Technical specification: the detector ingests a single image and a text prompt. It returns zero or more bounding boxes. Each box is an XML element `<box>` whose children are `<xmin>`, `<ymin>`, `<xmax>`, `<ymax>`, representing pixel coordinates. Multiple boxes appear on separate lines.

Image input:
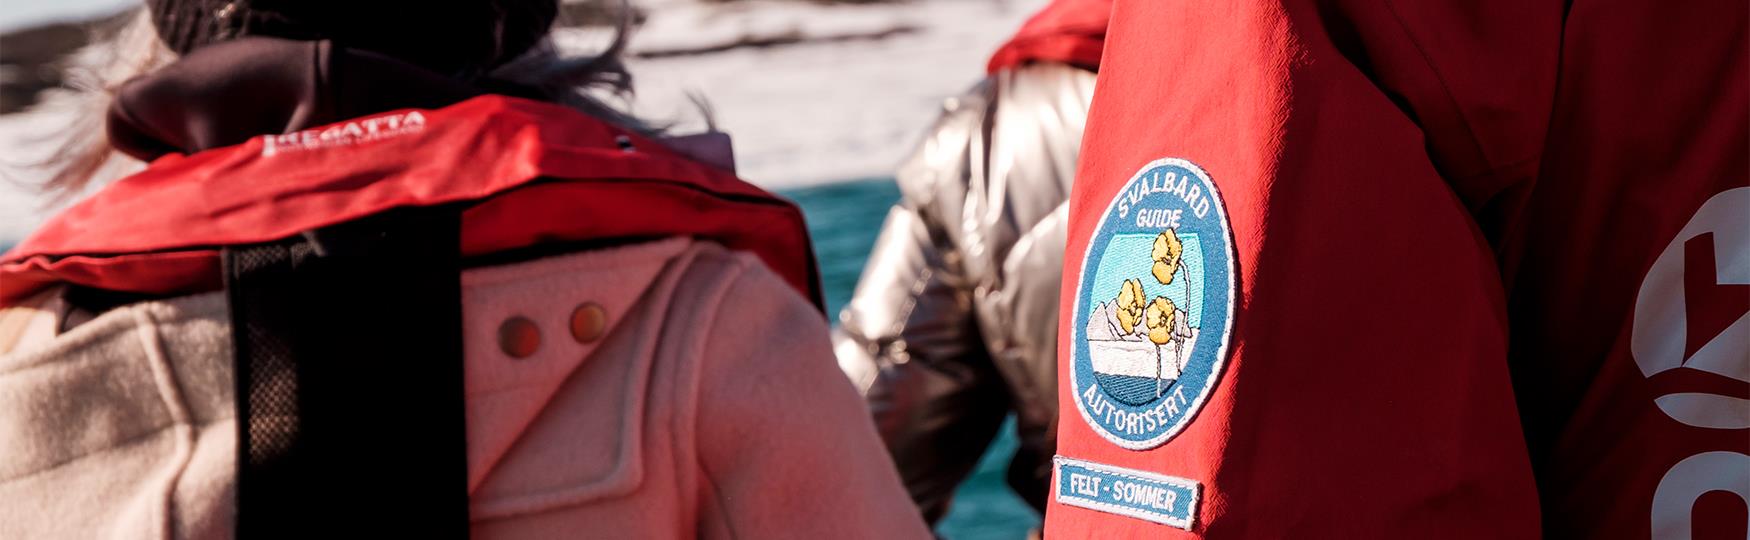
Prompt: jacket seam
<box><xmin>0</xmin><ymin>420</ymin><xmax>230</xmax><ymax>484</ymax></box>
<box><xmin>1450</xmin><ymin>154</ymin><xmax>1542</xmax><ymax>182</ymax></box>
<box><xmin>0</xmin><ymin>313</ymin><xmax>214</xmax><ymax>376</ymax></box>
<box><xmin>1378</xmin><ymin>0</ymin><xmax>1498</xmax><ymax>174</ymax></box>
<box><xmin>130</xmin><ymin>306</ymin><xmax>198</xmax><ymax>540</ymax></box>
<box><xmin>689</xmin><ymin>252</ymin><xmax>753</xmax><ymax>539</ymax></box>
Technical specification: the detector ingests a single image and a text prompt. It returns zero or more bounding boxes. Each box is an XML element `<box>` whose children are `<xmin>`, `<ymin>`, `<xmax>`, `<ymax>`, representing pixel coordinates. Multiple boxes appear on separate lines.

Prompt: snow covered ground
<box><xmin>0</xmin><ymin>105</ymin><xmax>103</xmax><ymax>246</ymax></box>
<box><xmin>0</xmin><ymin>0</ymin><xmax>128</xmax><ymax>32</ymax></box>
<box><xmin>578</xmin><ymin>0</ymin><xmax>1045</xmax><ymax>186</ymax></box>
<box><xmin>0</xmin><ymin>0</ymin><xmax>1045</xmax><ymax>245</ymax></box>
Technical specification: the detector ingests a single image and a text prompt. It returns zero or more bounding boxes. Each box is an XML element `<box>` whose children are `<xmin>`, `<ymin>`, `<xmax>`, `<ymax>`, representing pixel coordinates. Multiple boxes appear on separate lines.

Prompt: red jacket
<box><xmin>1050</xmin><ymin>0</ymin><xmax>1746</xmax><ymax>537</ymax></box>
<box><xmin>1</xmin><ymin>37</ymin><xmax>820</xmax><ymax>310</ymax></box>
<box><xmin>0</xmin><ymin>95</ymin><xmax>820</xmax><ymax>310</ymax></box>
<box><xmin>985</xmin><ymin>0</ymin><xmax>1109</xmax><ymax>74</ymax></box>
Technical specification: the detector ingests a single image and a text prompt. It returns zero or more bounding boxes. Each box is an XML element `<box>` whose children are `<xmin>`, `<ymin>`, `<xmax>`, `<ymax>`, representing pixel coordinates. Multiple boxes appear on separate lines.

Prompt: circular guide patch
<box><xmin>1071</xmin><ymin>157</ymin><xmax>1235</xmax><ymax>450</ymax></box>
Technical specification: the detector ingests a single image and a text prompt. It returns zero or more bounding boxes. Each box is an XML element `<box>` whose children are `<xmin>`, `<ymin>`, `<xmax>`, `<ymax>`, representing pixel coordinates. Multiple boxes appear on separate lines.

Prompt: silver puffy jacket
<box><xmin>833</xmin><ymin>63</ymin><xmax>1095</xmax><ymax>522</ymax></box>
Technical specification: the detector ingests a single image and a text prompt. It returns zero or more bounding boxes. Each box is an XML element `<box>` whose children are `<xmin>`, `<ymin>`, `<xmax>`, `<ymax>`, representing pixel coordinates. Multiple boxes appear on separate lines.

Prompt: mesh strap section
<box><xmin>224</xmin><ymin>207</ymin><xmax>467</xmax><ymax>538</ymax></box>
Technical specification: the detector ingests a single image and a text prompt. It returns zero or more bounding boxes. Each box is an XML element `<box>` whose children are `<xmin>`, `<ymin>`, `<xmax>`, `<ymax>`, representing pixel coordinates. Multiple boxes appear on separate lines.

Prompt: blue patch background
<box><xmin>1072</xmin><ymin>160</ymin><xmax>1233</xmax><ymax>449</ymax></box>
<box><xmin>1054</xmin><ymin>458</ymin><xmax>1199</xmax><ymax>529</ymax></box>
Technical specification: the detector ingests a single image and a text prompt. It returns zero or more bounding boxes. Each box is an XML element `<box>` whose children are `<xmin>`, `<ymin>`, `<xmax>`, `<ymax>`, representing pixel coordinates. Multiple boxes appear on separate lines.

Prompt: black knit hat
<box><xmin>145</xmin><ymin>0</ymin><xmax>559</xmax><ymax>75</ymax></box>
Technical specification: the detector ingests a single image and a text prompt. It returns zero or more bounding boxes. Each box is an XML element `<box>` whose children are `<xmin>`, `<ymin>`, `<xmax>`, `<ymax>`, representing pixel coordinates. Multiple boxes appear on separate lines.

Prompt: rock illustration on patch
<box><xmin>1085</xmin><ymin>230</ymin><xmax>1197</xmax><ymax>405</ymax></box>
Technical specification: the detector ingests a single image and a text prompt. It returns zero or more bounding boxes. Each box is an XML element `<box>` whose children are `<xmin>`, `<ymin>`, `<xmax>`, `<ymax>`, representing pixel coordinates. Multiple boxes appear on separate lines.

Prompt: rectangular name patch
<box><xmin>1054</xmin><ymin>456</ymin><xmax>1200</xmax><ymax>529</ymax></box>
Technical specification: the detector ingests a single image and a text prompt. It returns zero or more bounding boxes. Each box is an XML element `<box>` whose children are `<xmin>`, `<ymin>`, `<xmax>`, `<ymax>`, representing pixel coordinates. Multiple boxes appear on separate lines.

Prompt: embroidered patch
<box><xmin>1071</xmin><ymin>157</ymin><xmax>1235</xmax><ymax>450</ymax></box>
<box><xmin>1054</xmin><ymin>456</ymin><xmax>1201</xmax><ymax>529</ymax></box>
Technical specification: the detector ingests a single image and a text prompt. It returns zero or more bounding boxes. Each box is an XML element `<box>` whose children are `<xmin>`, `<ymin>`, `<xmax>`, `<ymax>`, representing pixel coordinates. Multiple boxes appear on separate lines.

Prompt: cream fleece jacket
<box><xmin>0</xmin><ymin>238</ymin><xmax>931</xmax><ymax>539</ymax></box>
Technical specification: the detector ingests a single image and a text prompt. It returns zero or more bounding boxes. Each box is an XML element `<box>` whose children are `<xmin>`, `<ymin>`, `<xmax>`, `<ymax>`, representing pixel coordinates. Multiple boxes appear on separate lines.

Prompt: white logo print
<box><xmin>261</xmin><ymin>111</ymin><xmax>428</xmax><ymax>157</ymax></box>
<box><xmin>1631</xmin><ymin>186</ymin><xmax>1748</xmax><ymax>429</ymax></box>
<box><xmin>1630</xmin><ymin>187</ymin><xmax>1748</xmax><ymax>539</ymax></box>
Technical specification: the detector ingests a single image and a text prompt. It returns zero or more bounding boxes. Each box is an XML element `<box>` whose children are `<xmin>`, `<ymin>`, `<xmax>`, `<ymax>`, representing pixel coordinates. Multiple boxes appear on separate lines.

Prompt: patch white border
<box><xmin>1053</xmin><ymin>455</ymin><xmax>1202</xmax><ymax>530</ymax></box>
<box><xmin>1070</xmin><ymin>157</ymin><xmax>1238</xmax><ymax>450</ymax></box>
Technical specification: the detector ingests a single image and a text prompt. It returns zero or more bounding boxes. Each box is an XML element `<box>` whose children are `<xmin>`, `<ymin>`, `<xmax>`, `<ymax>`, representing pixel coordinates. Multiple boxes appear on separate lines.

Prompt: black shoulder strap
<box><xmin>224</xmin><ymin>206</ymin><xmax>468</xmax><ymax>538</ymax></box>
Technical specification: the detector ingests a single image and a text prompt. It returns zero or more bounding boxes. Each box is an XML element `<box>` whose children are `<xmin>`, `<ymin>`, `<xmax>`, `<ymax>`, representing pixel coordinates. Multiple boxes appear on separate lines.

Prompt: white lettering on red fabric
<box><xmin>1630</xmin><ymin>187</ymin><xmax>1748</xmax><ymax>538</ymax></box>
<box><xmin>261</xmin><ymin>111</ymin><xmax>428</xmax><ymax>157</ymax></box>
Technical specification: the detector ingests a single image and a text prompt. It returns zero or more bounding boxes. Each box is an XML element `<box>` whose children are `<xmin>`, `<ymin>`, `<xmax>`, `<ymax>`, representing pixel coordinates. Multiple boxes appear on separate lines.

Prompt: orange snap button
<box><xmin>498</xmin><ymin>316</ymin><xmax>541</xmax><ymax>358</ymax></box>
<box><xmin>570</xmin><ymin>302</ymin><xmax>608</xmax><ymax>344</ymax></box>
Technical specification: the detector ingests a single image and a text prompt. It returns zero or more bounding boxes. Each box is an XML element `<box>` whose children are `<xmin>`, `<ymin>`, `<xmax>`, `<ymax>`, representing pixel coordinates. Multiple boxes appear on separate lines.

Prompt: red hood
<box><xmin>986</xmin><ymin>0</ymin><xmax>1112</xmax><ymax>73</ymax></box>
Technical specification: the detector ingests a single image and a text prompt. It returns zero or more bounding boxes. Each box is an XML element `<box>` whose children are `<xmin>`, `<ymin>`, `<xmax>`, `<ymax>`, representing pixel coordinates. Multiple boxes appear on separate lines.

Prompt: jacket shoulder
<box><xmin>894</xmin><ymin>78</ymin><xmax>995</xmax><ymax>209</ymax></box>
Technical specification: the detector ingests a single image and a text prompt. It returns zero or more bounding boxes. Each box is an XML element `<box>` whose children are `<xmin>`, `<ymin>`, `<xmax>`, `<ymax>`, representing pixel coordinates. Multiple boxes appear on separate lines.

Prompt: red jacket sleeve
<box><xmin>1048</xmin><ymin>0</ymin><xmax>1560</xmax><ymax>536</ymax></box>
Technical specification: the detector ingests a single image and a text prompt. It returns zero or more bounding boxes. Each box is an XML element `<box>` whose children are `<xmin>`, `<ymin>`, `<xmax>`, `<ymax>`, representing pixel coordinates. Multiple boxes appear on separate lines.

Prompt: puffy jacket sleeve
<box><xmin>695</xmin><ymin>255</ymin><xmax>931</xmax><ymax>540</ymax></box>
<box><xmin>833</xmin><ymin>79</ymin><xmax>1001</xmax><ymax>395</ymax></box>
<box><xmin>833</xmin><ymin>205</ymin><xmax>992</xmax><ymax>394</ymax></box>
<box><xmin>1048</xmin><ymin>0</ymin><xmax>1560</xmax><ymax>537</ymax></box>
<box><xmin>829</xmin><ymin>83</ymin><xmax>1016</xmax><ymax>523</ymax></box>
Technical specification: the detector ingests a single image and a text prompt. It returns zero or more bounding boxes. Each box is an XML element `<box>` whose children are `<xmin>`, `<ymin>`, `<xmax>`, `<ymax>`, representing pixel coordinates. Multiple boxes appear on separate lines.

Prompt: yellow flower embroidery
<box><xmin>1144</xmin><ymin>296</ymin><xmax>1178</xmax><ymax>345</ymax></box>
<box><xmin>1115</xmin><ymin>278</ymin><xmax>1146</xmax><ymax>334</ymax></box>
<box><xmin>1151</xmin><ymin>230</ymin><xmax>1183</xmax><ymax>285</ymax></box>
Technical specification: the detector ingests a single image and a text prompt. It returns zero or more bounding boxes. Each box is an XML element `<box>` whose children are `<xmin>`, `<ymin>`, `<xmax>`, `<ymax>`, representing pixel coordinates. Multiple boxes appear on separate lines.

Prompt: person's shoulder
<box><xmin>671</xmin><ymin>241</ymin><xmax>821</xmax><ymax>335</ymax></box>
<box><xmin>661</xmin><ymin>239</ymin><xmax>842</xmax><ymax>448</ymax></box>
<box><xmin>895</xmin><ymin>62</ymin><xmax>1096</xmax><ymax>212</ymax></box>
<box><xmin>894</xmin><ymin>78</ymin><xmax>997</xmax><ymax>206</ymax></box>
<box><xmin>993</xmin><ymin>62</ymin><xmax>1098</xmax><ymax>103</ymax></box>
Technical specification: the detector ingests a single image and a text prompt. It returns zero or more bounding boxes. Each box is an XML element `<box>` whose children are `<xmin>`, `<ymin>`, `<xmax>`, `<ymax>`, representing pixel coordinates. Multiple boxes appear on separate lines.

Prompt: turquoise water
<box><xmin>782</xmin><ymin>178</ymin><xmax>1042</xmax><ymax>539</ymax></box>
